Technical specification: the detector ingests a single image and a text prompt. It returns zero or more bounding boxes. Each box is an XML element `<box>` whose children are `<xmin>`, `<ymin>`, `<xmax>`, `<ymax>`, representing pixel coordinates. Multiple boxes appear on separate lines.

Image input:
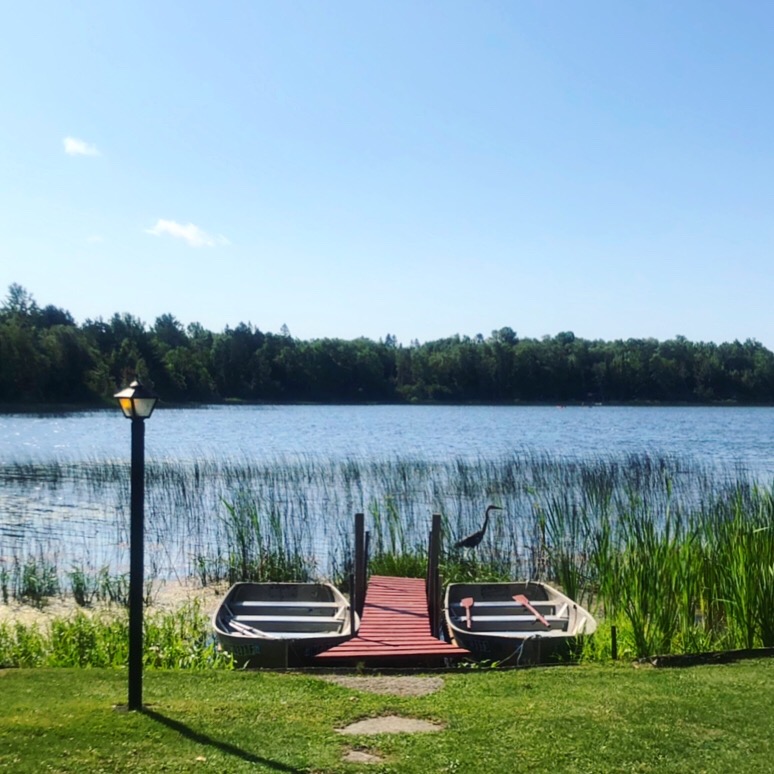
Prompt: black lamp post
<box><xmin>114</xmin><ymin>379</ymin><xmax>158</xmax><ymax>711</ymax></box>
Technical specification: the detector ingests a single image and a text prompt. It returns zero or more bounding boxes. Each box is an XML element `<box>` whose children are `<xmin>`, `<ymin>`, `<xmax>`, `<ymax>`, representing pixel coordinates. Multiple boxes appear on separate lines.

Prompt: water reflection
<box><xmin>1</xmin><ymin>405</ymin><xmax>773</xmax><ymax>585</ymax></box>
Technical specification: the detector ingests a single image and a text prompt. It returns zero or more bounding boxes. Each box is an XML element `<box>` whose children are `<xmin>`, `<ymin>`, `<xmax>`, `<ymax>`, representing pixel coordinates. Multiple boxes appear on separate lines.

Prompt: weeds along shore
<box><xmin>1</xmin><ymin>451</ymin><xmax>773</xmax><ymax>663</ymax></box>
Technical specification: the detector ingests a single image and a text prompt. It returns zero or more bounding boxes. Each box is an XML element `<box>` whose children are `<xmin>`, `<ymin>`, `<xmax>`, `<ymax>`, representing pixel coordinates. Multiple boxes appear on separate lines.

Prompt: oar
<box><xmin>513</xmin><ymin>594</ymin><xmax>550</xmax><ymax>628</ymax></box>
<box><xmin>222</xmin><ymin>601</ymin><xmax>264</xmax><ymax>637</ymax></box>
<box><xmin>460</xmin><ymin>597</ymin><xmax>474</xmax><ymax>629</ymax></box>
<box><xmin>227</xmin><ymin>619</ymin><xmax>262</xmax><ymax>636</ymax></box>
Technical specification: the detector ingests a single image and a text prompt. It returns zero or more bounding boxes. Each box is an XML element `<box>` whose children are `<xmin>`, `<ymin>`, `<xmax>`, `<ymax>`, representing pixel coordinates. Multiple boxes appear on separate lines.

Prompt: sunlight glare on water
<box><xmin>2</xmin><ymin>405</ymin><xmax>774</xmax><ymax>475</ymax></box>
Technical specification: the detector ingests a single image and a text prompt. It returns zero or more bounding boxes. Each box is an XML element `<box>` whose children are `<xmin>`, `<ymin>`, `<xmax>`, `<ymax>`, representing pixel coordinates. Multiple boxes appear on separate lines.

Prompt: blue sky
<box><xmin>2</xmin><ymin>1</ymin><xmax>773</xmax><ymax>348</ymax></box>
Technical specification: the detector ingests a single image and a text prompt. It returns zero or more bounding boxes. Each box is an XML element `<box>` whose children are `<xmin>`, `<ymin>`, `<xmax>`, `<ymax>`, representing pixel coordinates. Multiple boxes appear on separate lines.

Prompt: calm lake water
<box><xmin>1</xmin><ymin>405</ymin><xmax>773</xmax><ymax>582</ymax></box>
<box><xmin>3</xmin><ymin>404</ymin><xmax>774</xmax><ymax>474</ymax></box>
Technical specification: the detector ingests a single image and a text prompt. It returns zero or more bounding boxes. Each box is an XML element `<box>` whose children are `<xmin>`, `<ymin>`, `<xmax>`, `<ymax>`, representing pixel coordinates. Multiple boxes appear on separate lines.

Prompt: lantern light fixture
<box><xmin>114</xmin><ymin>380</ymin><xmax>159</xmax><ymax>420</ymax></box>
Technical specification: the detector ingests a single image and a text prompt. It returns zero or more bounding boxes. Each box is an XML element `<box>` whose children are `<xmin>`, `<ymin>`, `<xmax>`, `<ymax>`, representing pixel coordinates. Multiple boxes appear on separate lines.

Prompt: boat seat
<box><xmin>233</xmin><ymin>615</ymin><xmax>343</xmax><ymax>634</ymax></box>
<box><xmin>270</xmin><ymin>631</ymin><xmax>345</xmax><ymax>640</ymax></box>
<box><xmin>230</xmin><ymin>601</ymin><xmax>340</xmax><ymax>617</ymax></box>
<box><xmin>234</xmin><ymin>614</ymin><xmax>342</xmax><ymax>623</ymax></box>
<box><xmin>450</xmin><ymin>599</ymin><xmax>556</xmax><ymax>608</ymax></box>
<box><xmin>231</xmin><ymin>600</ymin><xmax>340</xmax><ymax>609</ymax></box>
<box><xmin>451</xmin><ymin>614</ymin><xmax>569</xmax><ymax>632</ymax></box>
<box><xmin>450</xmin><ymin>601</ymin><xmax>558</xmax><ymax>615</ymax></box>
<box><xmin>479</xmin><ymin>630</ymin><xmax>567</xmax><ymax>637</ymax></box>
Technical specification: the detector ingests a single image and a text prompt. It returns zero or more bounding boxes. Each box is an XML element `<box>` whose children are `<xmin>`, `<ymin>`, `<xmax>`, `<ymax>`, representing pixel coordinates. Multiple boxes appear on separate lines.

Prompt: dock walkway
<box><xmin>313</xmin><ymin>575</ymin><xmax>470</xmax><ymax>666</ymax></box>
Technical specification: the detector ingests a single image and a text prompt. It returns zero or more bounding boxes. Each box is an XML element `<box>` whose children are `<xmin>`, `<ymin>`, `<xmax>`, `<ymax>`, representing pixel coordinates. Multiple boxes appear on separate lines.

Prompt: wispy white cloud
<box><xmin>63</xmin><ymin>137</ymin><xmax>101</xmax><ymax>157</ymax></box>
<box><xmin>86</xmin><ymin>235</ymin><xmax>104</xmax><ymax>243</ymax></box>
<box><xmin>145</xmin><ymin>219</ymin><xmax>230</xmax><ymax>248</ymax></box>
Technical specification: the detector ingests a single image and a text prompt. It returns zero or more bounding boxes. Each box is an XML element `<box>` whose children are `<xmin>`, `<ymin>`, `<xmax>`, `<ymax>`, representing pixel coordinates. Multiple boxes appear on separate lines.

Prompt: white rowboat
<box><xmin>444</xmin><ymin>581</ymin><xmax>596</xmax><ymax>665</ymax></box>
<box><xmin>212</xmin><ymin>582</ymin><xmax>358</xmax><ymax>667</ymax></box>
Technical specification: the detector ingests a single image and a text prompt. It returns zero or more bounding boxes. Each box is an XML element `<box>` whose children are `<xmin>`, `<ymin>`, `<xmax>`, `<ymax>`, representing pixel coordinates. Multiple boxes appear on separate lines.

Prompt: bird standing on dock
<box><xmin>454</xmin><ymin>505</ymin><xmax>503</xmax><ymax>549</ymax></box>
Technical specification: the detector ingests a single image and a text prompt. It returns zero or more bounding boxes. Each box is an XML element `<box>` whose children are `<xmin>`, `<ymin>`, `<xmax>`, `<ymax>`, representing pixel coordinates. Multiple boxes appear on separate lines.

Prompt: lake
<box><xmin>1</xmin><ymin>405</ymin><xmax>773</xmax><ymax>585</ymax></box>
<box><xmin>4</xmin><ymin>404</ymin><xmax>774</xmax><ymax>472</ymax></box>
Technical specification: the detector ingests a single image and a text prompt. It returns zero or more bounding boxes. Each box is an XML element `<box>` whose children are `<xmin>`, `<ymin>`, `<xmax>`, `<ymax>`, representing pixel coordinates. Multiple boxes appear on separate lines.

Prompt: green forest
<box><xmin>1</xmin><ymin>283</ymin><xmax>773</xmax><ymax>406</ymax></box>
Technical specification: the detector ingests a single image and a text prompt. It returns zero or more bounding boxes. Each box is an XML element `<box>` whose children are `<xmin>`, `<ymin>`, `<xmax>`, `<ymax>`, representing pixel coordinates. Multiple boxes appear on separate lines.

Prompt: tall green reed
<box><xmin>5</xmin><ymin>450</ymin><xmax>774</xmax><ymax>662</ymax></box>
<box><xmin>197</xmin><ymin>496</ymin><xmax>314</xmax><ymax>584</ymax></box>
<box><xmin>584</xmin><ymin>481</ymin><xmax>774</xmax><ymax>658</ymax></box>
<box><xmin>368</xmin><ymin>496</ymin><xmax>428</xmax><ymax>577</ymax></box>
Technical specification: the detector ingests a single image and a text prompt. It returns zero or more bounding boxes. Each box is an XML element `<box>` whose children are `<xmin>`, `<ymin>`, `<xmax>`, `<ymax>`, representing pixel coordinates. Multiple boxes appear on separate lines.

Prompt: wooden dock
<box><xmin>313</xmin><ymin>575</ymin><xmax>470</xmax><ymax>666</ymax></box>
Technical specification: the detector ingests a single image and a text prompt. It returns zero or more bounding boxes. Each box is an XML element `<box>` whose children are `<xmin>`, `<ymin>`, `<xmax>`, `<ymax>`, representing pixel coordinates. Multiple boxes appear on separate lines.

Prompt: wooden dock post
<box><xmin>349</xmin><ymin>572</ymin><xmax>356</xmax><ymax>636</ymax></box>
<box><xmin>354</xmin><ymin>512</ymin><xmax>366</xmax><ymax>616</ymax></box>
<box><xmin>427</xmin><ymin>513</ymin><xmax>442</xmax><ymax>637</ymax></box>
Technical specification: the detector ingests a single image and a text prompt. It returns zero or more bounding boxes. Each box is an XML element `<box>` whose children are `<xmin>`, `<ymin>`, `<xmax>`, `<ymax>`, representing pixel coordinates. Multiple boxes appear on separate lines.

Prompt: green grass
<box><xmin>0</xmin><ymin>602</ymin><xmax>231</xmax><ymax>669</ymax></box>
<box><xmin>1</xmin><ymin>661</ymin><xmax>774</xmax><ymax>773</ymax></box>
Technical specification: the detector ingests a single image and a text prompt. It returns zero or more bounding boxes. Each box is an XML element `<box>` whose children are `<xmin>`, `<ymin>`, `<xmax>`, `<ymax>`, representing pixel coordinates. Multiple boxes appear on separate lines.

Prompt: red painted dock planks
<box><xmin>313</xmin><ymin>575</ymin><xmax>470</xmax><ymax>665</ymax></box>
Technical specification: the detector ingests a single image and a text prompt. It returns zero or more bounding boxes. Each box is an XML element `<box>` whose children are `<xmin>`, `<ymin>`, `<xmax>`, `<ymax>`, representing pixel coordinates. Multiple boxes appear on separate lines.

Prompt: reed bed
<box><xmin>2</xmin><ymin>452</ymin><xmax>773</xmax><ymax>660</ymax></box>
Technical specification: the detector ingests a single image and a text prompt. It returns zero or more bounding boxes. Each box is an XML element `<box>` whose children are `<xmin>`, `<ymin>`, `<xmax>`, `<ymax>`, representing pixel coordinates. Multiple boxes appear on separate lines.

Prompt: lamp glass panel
<box><xmin>118</xmin><ymin>397</ymin><xmax>135</xmax><ymax>418</ymax></box>
<box><xmin>132</xmin><ymin>396</ymin><xmax>158</xmax><ymax>419</ymax></box>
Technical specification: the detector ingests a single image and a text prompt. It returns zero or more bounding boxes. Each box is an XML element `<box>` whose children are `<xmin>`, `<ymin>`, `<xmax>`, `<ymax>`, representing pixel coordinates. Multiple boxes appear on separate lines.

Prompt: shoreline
<box><xmin>0</xmin><ymin>577</ymin><xmax>229</xmax><ymax>628</ymax></box>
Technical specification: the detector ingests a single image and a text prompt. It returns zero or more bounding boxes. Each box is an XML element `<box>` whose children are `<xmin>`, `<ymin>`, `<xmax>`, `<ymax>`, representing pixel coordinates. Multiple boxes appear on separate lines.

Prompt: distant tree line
<box><xmin>1</xmin><ymin>283</ymin><xmax>773</xmax><ymax>407</ymax></box>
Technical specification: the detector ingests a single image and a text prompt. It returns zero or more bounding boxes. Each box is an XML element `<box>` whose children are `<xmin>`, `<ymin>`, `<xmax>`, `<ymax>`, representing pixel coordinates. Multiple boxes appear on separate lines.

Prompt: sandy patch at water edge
<box><xmin>0</xmin><ymin>578</ymin><xmax>229</xmax><ymax>627</ymax></box>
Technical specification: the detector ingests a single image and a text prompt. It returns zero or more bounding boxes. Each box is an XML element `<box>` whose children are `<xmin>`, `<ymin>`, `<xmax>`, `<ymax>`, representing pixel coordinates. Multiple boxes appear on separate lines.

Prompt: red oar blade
<box><xmin>513</xmin><ymin>594</ymin><xmax>550</xmax><ymax>628</ymax></box>
<box><xmin>461</xmin><ymin>597</ymin><xmax>474</xmax><ymax>629</ymax></box>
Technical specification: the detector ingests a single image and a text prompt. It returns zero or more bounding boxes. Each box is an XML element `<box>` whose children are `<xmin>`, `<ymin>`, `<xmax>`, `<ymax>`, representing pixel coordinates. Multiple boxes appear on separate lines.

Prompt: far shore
<box><xmin>3</xmin><ymin>398</ymin><xmax>774</xmax><ymax>416</ymax></box>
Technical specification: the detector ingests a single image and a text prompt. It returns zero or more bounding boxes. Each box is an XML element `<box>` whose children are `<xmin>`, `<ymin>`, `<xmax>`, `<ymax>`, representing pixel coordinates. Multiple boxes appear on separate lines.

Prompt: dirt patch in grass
<box><xmin>320</xmin><ymin>675</ymin><xmax>444</xmax><ymax>696</ymax></box>
<box><xmin>342</xmin><ymin>749</ymin><xmax>386</xmax><ymax>764</ymax></box>
<box><xmin>337</xmin><ymin>715</ymin><xmax>445</xmax><ymax>735</ymax></box>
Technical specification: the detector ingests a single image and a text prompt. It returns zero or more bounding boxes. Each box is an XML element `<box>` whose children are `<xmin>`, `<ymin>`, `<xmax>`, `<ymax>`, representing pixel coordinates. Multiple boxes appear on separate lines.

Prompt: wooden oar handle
<box><xmin>461</xmin><ymin>597</ymin><xmax>474</xmax><ymax>629</ymax></box>
<box><xmin>514</xmin><ymin>594</ymin><xmax>550</xmax><ymax>628</ymax></box>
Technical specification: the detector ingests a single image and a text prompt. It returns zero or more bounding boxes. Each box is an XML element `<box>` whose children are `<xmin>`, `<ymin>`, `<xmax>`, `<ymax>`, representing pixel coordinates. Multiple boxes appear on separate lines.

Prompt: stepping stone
<box><xmin>342</xmin><ymin>749</ymin><xmax>385</xmax><ymax>764</ymax></box>
<box><xmin>337</xmin><ymin>715</ymin><xmax>444</xmax><ymax>735</ymax></box>
<box><xmin>321</xmin><ymin>675</ymin><xmax>444</xmax><ymax>696</ymax></box>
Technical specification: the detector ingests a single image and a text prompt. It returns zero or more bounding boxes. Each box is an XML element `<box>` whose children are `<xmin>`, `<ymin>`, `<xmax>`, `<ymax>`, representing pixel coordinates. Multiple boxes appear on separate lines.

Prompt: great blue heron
<box><xmin>454</xmin><ymin>504</ymin><xmax>503</xmax><ymax>549</ymax></box>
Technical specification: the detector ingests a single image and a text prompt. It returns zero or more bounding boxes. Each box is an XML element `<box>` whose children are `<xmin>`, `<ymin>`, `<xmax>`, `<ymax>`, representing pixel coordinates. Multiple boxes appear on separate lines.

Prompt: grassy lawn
<box><xmin>1</xmin><ymin>661</ymin><xmax>773</xmax><ymax>773</ymax></box>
